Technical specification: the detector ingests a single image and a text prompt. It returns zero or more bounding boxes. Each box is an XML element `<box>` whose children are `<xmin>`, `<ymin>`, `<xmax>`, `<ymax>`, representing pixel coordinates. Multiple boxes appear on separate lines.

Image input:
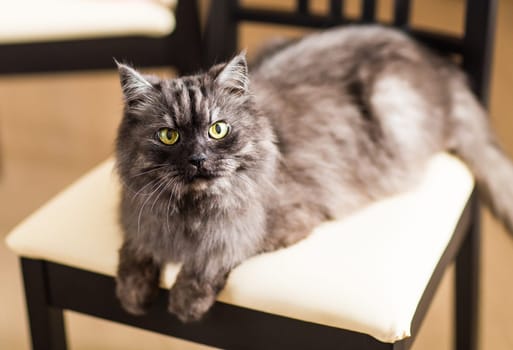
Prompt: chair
<box><xmin>5</xmin><ymin>0</ymin><xmax>497</xmax><ymax>349</ymax></box>
<box><xmin>0</xmin><ymin>0</ymin><xmax>202</xmax><ymax>75</ymax></box>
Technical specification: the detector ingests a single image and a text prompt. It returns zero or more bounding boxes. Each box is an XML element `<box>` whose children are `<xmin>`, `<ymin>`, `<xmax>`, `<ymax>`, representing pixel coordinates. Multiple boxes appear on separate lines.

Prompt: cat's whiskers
<box><xmin>164</xmin><ymin>177</ymin><xmax>182</xmax><ymax>234</ymax></box>
<box><xmin>130</xmin><ymin>165</ymin><xmax>168</xmax><ymax>179</ymax></box>
<box><xmin>120</xmin><ymin>177</ymin><xmax>156</xmax><ymax>198</ymax></box>
<box><xmin>118</xmin><ymin>171</ymin><xmax>157</xmax><ymax>196</ymax></box>
<box><xmin>127</xmin><ymin>167</ymin><xmax>177</xmax><ymax>199</ymax></box>
<box><xmin>150</xmin><ymin>177</ymin><xmax>174</xmax><ymax>213</ymax></box>
<box><xmin>165</xmin><ymin>191</ymin><xmax>173</xmax><ymax>235</ymax></box>
<box><xmin>136</xmin><ymin>180</ymin><xmax>168</xmax><ymax>235</ymax></box>
<box><xmin>129</xmin><ymin>177</ymin><xmax>160</xmax><ymax>200</ymax></box>
<box><xmin>121</xmin><ymin>166</ymin><xmax>179</xmax><ymax>197</ymax></box>
<box><xmin>171</xmin><ymin>179</ymin><xmax>185</xmax><ymax>201</ymax></box>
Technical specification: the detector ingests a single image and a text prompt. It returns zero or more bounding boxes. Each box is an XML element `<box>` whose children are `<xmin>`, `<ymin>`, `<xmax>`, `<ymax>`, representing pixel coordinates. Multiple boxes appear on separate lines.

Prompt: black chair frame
<box><xmin>0</xmin><ymin>0</ymin><xmax>202</xmax><ymax>75</ymax></box>
<box><xmin>18</xmin><ymin>0</ymin><xmax>497</xmax><ymax>349</ymax></box>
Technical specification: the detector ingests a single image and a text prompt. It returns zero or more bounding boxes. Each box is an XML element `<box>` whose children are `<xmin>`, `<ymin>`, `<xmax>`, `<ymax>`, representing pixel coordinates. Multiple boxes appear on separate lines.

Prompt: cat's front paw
<box><xmin>116</xmin><ymin>274</ymin><xmax>159</xmax><ymax>316</ymax></box>
<box><xmin>168</xmin><ymin>281</ymin><xmax>216</xmax><ymax>323</ymax></box>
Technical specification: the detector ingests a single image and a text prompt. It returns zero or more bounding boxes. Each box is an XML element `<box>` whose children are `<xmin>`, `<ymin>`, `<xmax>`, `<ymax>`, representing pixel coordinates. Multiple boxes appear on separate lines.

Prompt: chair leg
<box><xmin>454</xmin><ymin>199</ymin><xmax>480</xmax><ymax>350</ymax></box>
<box><xmin>21</xmin><ymin>258</ymin><xmax>68</xmax><ymax>350</ymax></box>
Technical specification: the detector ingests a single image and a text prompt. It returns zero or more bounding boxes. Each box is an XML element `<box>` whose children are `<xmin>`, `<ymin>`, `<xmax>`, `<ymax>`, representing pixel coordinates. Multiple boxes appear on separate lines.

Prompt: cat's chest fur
<box><xmin>123</xmin><ymin>186</ymin><xmax>267</xmax><ymax>268</ymax></box>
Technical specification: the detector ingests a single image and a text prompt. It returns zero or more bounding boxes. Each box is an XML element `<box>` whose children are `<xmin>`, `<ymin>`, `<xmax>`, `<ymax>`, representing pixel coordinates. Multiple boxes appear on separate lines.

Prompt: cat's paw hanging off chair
<box><xmin>116</xmin><ymin>274</ymin><xmax>160</xmax><ymax>316</ymax></box>
<box><xmin>168</xmin><ymin>282</ymin><xmax>217</xmax><ymax>323</ymax></box>
<box><xmin>116</xmin><ymin>242</ymin><xmax>161</xmax><ymax>316</ymax></box>
<box><xmin>167</xmin><ymin>267</ymin><xmax>229</xmax><ymax>322</ymax></box>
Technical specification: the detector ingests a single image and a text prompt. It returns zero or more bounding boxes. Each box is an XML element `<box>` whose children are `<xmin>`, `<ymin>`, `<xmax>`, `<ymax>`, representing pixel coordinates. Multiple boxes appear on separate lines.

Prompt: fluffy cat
<box><xmin>115</xmin><ymin>25</ymin><xmax>513</xmax><ymax>322</ymax></box>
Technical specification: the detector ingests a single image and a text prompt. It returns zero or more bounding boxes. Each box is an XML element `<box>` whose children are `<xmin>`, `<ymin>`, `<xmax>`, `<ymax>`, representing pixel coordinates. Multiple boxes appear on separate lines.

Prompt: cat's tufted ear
<box><xmin>115</xmin><ymin>60</ymin><xmax>157</xmax><ymax>108</ymax></box>
<box><xmin>213</xmin><ymin>52</ymin><xmax>249</xmax><ymax>95</ymax></box>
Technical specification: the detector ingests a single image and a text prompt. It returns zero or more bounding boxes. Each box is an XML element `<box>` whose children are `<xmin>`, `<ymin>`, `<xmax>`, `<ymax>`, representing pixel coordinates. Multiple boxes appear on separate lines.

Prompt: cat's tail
<box><xmin>448</xmin><ymin>77</ymin><xmax>513</xmax><ymax>233</ymax></box>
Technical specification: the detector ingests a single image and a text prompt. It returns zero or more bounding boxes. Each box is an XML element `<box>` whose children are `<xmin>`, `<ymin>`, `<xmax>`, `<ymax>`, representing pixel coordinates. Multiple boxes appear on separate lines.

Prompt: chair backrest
<box><xmin>205</xmin><ymin>0</ymin><xmax>497</xmax><ymax>104</ymax></box>
<box><xmin>0</xmin><ymin>0</ymin><xmax>202</xmax><ymax>75</ymax></box>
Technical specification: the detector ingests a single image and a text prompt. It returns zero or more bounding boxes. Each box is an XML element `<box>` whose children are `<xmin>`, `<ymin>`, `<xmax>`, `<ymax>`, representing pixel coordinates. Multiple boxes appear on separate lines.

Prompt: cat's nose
<box><xmin>189</xmin><ymin>153</ymin><xmax>207</xmax><ymax>167</ymax></box>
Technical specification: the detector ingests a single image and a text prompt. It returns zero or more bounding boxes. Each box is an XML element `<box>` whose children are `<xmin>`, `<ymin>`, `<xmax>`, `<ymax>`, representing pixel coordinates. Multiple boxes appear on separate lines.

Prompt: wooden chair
<box><xmin>5</xmin><ymin>0</ymin><xmax>497</xmax><ymax>349</ymax></box>
<box><xmin>0</xmin><ymin>0</ymin><xmax>202</xmax><ymax>75</ymax></box>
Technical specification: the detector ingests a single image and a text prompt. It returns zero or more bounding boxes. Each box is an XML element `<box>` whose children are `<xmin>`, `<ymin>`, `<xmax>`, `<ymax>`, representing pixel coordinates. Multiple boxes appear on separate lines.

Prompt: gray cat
<box><xmin>115</xmin><ymin>25</ymin><xmax>513</xmax><ymax>322</ymax></box>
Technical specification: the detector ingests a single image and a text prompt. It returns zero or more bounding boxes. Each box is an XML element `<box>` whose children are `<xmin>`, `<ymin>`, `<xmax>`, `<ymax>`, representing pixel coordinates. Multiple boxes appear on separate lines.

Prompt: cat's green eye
<box><xmin>209</xmin><ymin>121</ymin><xmax>230</xmax><ymax>140</ymax></box>
<box><xmin>157</xmin><ymin>128</ymin><xmax>179</xmax><ymax>145</ymax></box>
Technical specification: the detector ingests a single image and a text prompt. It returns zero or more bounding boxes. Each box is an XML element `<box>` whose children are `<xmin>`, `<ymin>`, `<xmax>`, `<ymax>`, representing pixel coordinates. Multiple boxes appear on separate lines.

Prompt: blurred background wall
<box><xmin>1</xmin><ymin>0</ymin><xmax>512</xmax><ymax>349</ymax></box>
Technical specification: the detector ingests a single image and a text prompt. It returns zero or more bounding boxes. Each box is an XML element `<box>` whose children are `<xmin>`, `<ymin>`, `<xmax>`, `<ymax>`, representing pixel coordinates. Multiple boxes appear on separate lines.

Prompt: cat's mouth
<box><xmin>185</xmin><ymin>172</ymin><xmax>221</xmax><ymax>192</ymax></box>
<box><xmin>182</xmin><ymin>163</ymin><xmax>224</xmax><ymax>184</ymax></box>
<box><xmin>185</xmin><ymin>170</ymin><xmax>219</xmax><ymax>183</ymax></box>
<box><xmin>192</xmin><ymin>173</ymin><xmax>217</xmax><ymax>181</ymax></box>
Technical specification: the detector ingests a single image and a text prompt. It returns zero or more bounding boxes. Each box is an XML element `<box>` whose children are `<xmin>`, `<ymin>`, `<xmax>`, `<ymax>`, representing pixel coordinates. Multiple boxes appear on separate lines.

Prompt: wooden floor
<box><xmin>1</xmin><ymin>0</ymin><xmax>512</xmax><ymax>349</ymax></box>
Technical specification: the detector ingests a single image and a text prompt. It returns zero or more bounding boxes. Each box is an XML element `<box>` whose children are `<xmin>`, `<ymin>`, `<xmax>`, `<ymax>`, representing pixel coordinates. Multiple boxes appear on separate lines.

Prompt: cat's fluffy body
<box><xmin>115</xmin><ymin>25</ymin><xmax>513</xmax><ymax>322</ymax></box>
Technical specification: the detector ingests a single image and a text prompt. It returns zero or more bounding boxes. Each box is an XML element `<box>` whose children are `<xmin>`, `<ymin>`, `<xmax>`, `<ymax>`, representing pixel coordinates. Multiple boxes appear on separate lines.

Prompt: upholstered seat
<box><xmin>0</xmin><ymin>0</ymin><xmax>176</xmax><ymax>44</ymax></box>
<box><xmin>6</xmin><ymin>153</ymin><xmax>473</xmax><ymax>343</ymax></box>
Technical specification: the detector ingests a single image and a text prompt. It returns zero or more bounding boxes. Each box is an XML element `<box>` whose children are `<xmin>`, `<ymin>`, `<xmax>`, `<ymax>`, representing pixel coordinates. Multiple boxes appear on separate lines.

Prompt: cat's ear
<box><xmin>213</xmin><ymin>52</ymin><xmax>249</xmax><ymax>95</ymax></box>
<box><xmin>115</xmin><ymin>60</ymin><xmax>157</xmax><ymax>108</ymax></box>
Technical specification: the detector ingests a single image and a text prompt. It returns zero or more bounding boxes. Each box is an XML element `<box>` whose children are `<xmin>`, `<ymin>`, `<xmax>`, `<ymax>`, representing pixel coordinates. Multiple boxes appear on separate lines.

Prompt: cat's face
<box><xmin>116</xmin><ymin>54</ymin><xmax>276</xmax><ymax>200</ymax></box>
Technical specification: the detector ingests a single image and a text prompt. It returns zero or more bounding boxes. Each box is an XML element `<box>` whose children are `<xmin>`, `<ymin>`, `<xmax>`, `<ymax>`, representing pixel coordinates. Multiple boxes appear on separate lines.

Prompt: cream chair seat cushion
<box><xmin>6</xmin><ymin>153</ymin><xmax>474</xmax><ymax>343</ymax></box>
<box><xmin>0</xmin><ymin>0</ymin><xmax>176</xmax><ymax>44</ymax></box>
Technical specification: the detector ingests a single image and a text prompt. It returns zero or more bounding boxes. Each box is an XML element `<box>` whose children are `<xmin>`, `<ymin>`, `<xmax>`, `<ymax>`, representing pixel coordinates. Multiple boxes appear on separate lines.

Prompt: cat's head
<box><xmin>115</xmin><ymin>53</ymin><xmax>277</xmax><ymax>202</ymax></box>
